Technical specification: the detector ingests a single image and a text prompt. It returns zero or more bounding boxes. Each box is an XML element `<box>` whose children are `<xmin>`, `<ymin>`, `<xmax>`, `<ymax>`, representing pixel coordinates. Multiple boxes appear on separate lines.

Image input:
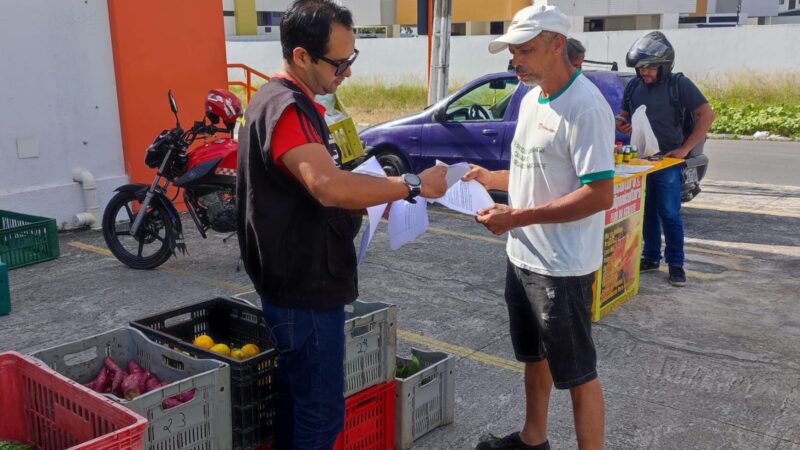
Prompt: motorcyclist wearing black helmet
<box><xmin>616</xmin><ymin>31</ymin><xmax>715</xmax><ymax>287</ymax></box>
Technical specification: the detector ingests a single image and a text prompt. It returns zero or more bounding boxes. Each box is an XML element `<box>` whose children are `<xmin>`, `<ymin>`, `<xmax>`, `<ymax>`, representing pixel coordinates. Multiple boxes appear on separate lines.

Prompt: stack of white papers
<box><xmin>352</xmin><ymin>158</ymin><xmax>496</xmax><ymax>261</ymax></box>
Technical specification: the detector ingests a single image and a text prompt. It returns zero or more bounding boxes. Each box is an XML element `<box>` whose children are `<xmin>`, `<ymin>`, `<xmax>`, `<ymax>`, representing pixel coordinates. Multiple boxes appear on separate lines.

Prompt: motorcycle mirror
<box><xmin>167</xmin><ymin>89</ymin><xmax>179</xmax><ymax>114</ymax></box>
<box><xmin>167</xmin><ymin>89</ymin><xmax>181</xmax><ymax>128</ymax></box>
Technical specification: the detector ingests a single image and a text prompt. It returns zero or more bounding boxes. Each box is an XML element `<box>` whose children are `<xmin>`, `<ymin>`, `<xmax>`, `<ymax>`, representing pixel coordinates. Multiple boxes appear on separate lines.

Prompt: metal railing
<box><xmin>226</xmin><ymin>63</ymin><xmax>270</xmax><ymax>104</ymax></box>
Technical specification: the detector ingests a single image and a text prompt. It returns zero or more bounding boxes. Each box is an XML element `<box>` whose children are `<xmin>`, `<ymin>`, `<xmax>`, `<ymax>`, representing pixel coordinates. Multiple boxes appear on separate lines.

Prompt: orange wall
<box><xmin>107</xmin><ymin>0</ymin><xmax>228</xmax><ymax>191</ymax></box>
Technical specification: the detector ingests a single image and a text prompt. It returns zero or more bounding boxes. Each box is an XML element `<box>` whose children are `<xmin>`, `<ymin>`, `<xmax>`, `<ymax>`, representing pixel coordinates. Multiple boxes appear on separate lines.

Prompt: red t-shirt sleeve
<box><xmin>270</xmin><ymin>104</ymin><xmax>324</xmax><ymax>171</ymax></box>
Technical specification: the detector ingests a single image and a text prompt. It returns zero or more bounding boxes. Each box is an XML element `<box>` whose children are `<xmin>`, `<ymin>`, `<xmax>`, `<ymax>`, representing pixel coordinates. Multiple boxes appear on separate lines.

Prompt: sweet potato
<box><xmin>110</xmin><ymin>369</ymin><xmax>128</xmax><ymax>397</ymax></box>
<box><xmin>121</xmin><ymin>372</ymin><xmax>148</xmax><ymax>400</ymax></box>
<box><xmin>127</xmin><ymin>360</ymin><xmax>144</xmax><ymax>374</ymax></box>
<box><xmin>103</xmin><ymin>356</ymin><xmax>124</xmax><ymax>375</ymax></box>
<box><xmin>84</xmin><ymin>366</ymin><xmax>110</xmax><ymax>393</ymax></box>
<box><xmin>144</xmin><ymin>375</ymin><xmax>164</xmax><ymax>393</ymax></box>
<box><xmin>161</xmin><ymin>398</ymin><xmax>183</xmax><ymax>409</ymax></box>
<box><xmin>175</xmin><ymin>388</ymin><xmax>196</xmax><ymax>403</ymax></box>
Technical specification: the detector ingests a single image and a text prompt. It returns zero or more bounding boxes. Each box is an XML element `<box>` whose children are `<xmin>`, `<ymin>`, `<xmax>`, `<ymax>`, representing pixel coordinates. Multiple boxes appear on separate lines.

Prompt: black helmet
<box><xmin>626</xmin><ymin>31</ymin><xmax>675</xmax><ymax>79</ymax></box>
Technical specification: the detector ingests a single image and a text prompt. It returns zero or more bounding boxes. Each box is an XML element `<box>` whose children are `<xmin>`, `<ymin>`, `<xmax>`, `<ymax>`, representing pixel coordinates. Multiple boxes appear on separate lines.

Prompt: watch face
<box><xmin>403</xmin><ymin>173</ymin><xmax>421</xmax><ymax>187</ymax></box>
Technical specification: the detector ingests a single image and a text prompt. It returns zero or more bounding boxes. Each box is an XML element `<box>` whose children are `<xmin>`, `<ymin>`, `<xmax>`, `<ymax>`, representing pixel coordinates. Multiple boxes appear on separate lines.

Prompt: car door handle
<box><xmin>408</xmin><ymin>136</ymin><xmax>419</xmax><ymax>141</ymax></box>
<box><xmin>482</xmin><ymin>129</ymin><xmax>498</xmax><ymax>136</ymax></box>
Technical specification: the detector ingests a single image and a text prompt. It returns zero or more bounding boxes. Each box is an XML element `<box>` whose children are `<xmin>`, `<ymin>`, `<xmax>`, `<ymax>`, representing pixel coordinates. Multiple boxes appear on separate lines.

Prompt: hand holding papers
<box><xmin>433</xmin><ymin>161</ymin><xmax>495</xmax><ymax>216</ymax></box>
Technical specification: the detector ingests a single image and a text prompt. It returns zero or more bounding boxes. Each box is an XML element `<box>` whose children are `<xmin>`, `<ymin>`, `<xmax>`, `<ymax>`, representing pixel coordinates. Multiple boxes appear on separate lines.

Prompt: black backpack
<box><xmin>623</xmin><ymin>72</ymin><xmax>703</xmax><ymax>156</ymax></box>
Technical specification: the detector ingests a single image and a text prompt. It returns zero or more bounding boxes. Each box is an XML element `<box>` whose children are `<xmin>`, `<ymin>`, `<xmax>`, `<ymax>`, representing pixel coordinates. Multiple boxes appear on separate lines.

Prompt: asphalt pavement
<box><xmin>2</xmin><ymin>177</ymin><xmax>799</xmax><ymax>449</ymax></box>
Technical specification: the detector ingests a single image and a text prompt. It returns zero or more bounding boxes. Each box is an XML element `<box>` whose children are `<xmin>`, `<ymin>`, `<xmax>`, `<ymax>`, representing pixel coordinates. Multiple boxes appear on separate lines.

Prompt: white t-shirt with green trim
<box><xmin>507</xmin><ymin>72</ymin><xmax>615</xmax><ymax>277</ymax></box>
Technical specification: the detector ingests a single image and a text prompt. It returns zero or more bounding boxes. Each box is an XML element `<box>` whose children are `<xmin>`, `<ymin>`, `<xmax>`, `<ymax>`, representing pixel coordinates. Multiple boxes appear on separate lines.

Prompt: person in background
<box><xmin>567</xmin><ymin>37</ymin><xmax>586</xmax><ymax>70</ymax></box>
<box><xmin>616</xmin><ymin>31</ymin><xmax>715</xmax><ymax>287</ymax></box>
<box><xmin>236</xmin><ymin>1</ymin><xmax>446</xmax><ymax>448</ymax></box>
<box><xmin>465</xmin><ymin>5</ymin><xmax>614</xmax><ymax>450</ymax></box>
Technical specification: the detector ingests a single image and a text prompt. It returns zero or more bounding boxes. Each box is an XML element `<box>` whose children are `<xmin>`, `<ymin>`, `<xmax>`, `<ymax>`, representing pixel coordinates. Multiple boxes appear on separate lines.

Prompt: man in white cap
<box><xmin>464</xmin><ymin>4</ymin><xmax>613</xmax><ymax>450</ymax></box>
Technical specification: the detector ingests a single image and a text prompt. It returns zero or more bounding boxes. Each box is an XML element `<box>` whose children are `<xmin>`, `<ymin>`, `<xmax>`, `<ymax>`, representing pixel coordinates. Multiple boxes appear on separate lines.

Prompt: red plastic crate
<box><xmin>0</xmin><ymin>351</ymin><xmax>148</xmax><ymax>450</ymax></box>
<box><xmin>333</xmin><ymin>381</ymin><xmax>396</xmax><ymax>450</ymax></box>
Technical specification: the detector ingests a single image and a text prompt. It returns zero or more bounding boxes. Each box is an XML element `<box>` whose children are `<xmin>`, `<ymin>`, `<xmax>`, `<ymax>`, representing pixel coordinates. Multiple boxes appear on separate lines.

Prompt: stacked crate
<box><xmin>130</xmin><ymin>297</ymin><xmax>278</xmax><ymax>450</ymax></box>
<box><xmin>333</xmin><ymin>301</ymin><xmax>398</xmax><ymax>450</ymax></box>
<box><xmin>31</xmin><ymin>327</ymin><xmax>231</xmax><ymax>450</ymax></box>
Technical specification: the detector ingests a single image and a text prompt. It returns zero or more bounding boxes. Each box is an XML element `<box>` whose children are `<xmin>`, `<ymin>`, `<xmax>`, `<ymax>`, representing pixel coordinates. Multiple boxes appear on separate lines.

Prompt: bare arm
<box><xmin>666</xmin><ymin>103</ymin><xmax>715</xmax><ymax>159</ymax></box>
<box><xmin>461</xmin><ymin>165</ymin><xmax>510</xmax><ymax>191</ymax></box>
<box><xmin>476</xmin><ymin>179</ymin><xmax>614</xmax><ymax>235</ymax></box>
<box><xmin>281</xmin><ymin>143</ymin><xmax>447</xmax><ymax>209</ymax></box>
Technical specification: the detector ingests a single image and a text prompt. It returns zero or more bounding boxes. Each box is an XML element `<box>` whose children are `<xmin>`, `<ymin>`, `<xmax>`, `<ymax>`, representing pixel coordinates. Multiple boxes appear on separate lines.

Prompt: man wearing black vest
<box><xmin>616</xmin><ymin>32</ymin><xmax>714</xmax><ymax>287</ymax></box>
<box><xmin>236</xmin><ymin>1</ymin><xmax>447</xmax><ymax>448</ymax></box>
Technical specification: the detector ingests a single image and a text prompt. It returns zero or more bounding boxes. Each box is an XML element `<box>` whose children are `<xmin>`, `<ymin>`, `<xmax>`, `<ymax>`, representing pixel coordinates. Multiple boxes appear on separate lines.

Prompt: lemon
<box><xmin>230</xmin><ymin>349</ymin><xmax>245</xmax><ymax>360</ymax></box>
<box><xmin>210</xmin><ymin>343</ymin><xmax>231</xmax><ymax>356</ymax></box>
<box><xmin>241</xmin><ymin>343</ymin><xmax>261</xmax><ymax>358</ymax></box>
<box><xmin>193</xmin><ymin>335</ymin><xmax>215</xmax><ymax>349</ymax></box>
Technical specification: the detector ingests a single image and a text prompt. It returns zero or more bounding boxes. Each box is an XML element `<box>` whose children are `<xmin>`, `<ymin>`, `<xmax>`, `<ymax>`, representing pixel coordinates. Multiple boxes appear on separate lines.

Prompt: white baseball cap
<box><xmin>488</xmin><ymin>5</ymin><xmax>571</xmax><ymax>54</ymax></box>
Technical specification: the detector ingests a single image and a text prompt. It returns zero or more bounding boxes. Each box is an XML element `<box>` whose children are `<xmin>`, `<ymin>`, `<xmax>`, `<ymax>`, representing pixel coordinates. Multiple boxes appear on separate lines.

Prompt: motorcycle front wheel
<box><xmin>102</xmin><ymin>190</ymin><xmax>174</xmax><ymax>269</ymax></box>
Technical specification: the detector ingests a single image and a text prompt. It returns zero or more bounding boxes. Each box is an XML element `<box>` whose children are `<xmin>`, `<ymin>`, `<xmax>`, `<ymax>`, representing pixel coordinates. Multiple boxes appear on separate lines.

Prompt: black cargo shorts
<box><xmin>504</xmin><ymin>260</ymin><xmax>598</xmax><ymax>389</ymax></box>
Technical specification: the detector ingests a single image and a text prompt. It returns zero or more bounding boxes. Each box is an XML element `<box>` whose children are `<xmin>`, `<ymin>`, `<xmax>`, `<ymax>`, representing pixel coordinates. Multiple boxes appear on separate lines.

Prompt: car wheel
<box><xmin>377</xmin><ymin>152</ymin><xmax>409</xmax><ymax>176</ymax></box>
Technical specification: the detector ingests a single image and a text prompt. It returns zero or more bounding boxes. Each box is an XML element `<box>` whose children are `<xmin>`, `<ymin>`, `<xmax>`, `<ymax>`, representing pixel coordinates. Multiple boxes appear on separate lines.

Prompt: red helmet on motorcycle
<box><xmin>205</xmin><ymin>89</ymin><xmax>243</xmax><ymax>126</ymax></box>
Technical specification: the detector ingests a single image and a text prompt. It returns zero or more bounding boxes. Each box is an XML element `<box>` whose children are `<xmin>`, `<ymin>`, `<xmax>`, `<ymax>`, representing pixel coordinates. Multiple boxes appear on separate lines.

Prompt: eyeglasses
<box><xmin>309</xmin><ymin>49</ymin><xmax>359</xmax><ymax>76</ymax></box>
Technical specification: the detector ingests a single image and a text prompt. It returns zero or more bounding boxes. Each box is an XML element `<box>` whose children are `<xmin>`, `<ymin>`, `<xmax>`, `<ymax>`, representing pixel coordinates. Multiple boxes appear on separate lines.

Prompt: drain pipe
<box><xmin>72</xmin><ymin>169</ymin><xmax>101</xmax><ymax>230</ymax></box>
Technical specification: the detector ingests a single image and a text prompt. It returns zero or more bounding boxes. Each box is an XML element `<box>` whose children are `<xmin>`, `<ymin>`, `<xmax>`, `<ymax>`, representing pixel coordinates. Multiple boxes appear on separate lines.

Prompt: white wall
<box><xmin>0</xmin><ymin>0</ymin><xmax>127</xmax><ymax>229</ymax></box>
<box><xmin>339</xmin><ymin>0</ymin><xmax>383</xmax><ymax>25</ymax></box>
<box><xmin>741</xmin><ymin>0</ymin><xmax>779</xmax><ymax>17</ymax></box>
<box><xmin>227</xmin><ymin>24</ymin><xmax>800</xmax><ymax>84</ymax></box>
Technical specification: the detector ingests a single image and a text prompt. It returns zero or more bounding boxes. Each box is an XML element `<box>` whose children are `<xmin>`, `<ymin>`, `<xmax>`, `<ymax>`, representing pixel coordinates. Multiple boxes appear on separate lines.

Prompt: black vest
<box><xmin>236</xmin><ymin>78</ymin><xmax>358</xmax><ymax>309</ymax></box>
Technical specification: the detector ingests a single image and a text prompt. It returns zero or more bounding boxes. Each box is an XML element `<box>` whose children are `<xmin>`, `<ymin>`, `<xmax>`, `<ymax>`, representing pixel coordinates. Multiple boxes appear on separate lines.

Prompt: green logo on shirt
<box><xmin>512</xmin><ymin>140</ymin><xmax>546</xmax><ymax>169</ymax></box>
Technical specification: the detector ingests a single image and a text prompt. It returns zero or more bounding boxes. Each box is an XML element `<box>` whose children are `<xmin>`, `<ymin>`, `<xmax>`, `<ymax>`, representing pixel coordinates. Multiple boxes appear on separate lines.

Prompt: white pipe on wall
<box><xmin>72</xmin><ymin>169</ymin><xmax>101</xmax><ymax>230</ymax></box>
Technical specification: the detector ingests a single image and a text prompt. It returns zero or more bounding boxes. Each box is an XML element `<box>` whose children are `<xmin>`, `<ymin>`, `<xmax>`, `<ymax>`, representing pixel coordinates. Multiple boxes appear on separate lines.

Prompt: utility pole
<box><xmin>426</xmin><ymin>0</ymin><xmax>452</xmax><ymax>106</ymax></box>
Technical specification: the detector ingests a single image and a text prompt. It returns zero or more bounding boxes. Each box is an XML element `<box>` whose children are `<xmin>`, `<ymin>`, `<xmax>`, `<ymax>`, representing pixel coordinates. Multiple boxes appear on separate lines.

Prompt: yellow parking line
<box><xmin>398</xmin><ymin>330</ymin><xmax>523</xmax><ymax>373</ymax></box>
<box><xmin>68</xmin><ymin>240</ymin><xmax>525</xmax><ymax>374</ymax></box>
<box><xmin>66</xmin><ymin>241</ymin><xmax>251</xmax><ymax>293</ymax></box>
<box><xmin>68</xmin><ymin>240</ymin><xmax>113</xmax><ymax>256</ymax></box>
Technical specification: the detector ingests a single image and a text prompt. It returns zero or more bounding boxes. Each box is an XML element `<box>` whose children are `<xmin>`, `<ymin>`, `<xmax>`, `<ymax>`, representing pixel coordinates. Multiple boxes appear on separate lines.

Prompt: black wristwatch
<box><xmin>401</xmin><ymin>173</ymin><xmax>422</xmax><ymax>203</ymax></box>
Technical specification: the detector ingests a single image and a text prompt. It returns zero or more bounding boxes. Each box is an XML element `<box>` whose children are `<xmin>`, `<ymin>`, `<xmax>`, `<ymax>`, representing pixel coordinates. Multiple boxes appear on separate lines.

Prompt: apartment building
<box><xmin>682</xmin><ymin>0</ymin><xmax>782</xmax><ymax>27</ymax></box>
<box><xmin>224</xmin><ymin>0</ymin><xmax>705</xmax><ymax>38</ymax></box>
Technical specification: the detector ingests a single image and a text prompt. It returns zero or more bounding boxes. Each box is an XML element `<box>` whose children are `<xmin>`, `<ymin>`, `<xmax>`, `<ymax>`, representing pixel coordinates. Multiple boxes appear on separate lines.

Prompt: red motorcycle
<box><xmin>102</xmin><ymin>89</ymin><xmax>242</xmax><ymax>269</ymax></box>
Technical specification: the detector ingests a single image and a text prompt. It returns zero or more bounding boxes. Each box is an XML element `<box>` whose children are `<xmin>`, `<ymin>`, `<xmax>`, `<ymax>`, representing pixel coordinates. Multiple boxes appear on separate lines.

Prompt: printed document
<box><xmin>387</xmin><ymin>199</ymin><xmax>429</xmax><ymax>251</ymax></box>
<box><xmin>432</xmin><ymin>160</ymin><xmax>494</xmax><ymax>215</ymax></box>
<box><xmin>352</xmin><ymin>157</ymin><xmax>388</xmax><ymax>264</ymax></box>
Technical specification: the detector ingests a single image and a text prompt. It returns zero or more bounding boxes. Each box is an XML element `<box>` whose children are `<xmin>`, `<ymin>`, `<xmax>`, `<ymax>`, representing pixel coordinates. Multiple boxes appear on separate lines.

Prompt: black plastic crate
<box><xmin>130</xmin><ymin>297</ymin><xmax>277</xmax><ymax>450</ymax></box>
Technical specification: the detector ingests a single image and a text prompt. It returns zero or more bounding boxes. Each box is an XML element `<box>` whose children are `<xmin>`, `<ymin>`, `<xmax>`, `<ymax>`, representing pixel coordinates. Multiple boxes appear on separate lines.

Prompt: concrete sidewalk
<box><xmin>2</xmin><ymin>179</ymin><xmax>799</xmax><ymax>449</ymax></box>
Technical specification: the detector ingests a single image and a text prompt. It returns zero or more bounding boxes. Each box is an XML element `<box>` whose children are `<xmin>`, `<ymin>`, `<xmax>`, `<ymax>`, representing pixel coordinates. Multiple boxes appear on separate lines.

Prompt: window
<box><xmin>490</xmin><ymin>21</ymin><xmax>504</xmax><ymax>35</ymax></box>
<box><xmin>444</xmin><ymin>78</ymin><xmax>519</xmax><ymax>122</ymax></box>
<box><xmin>257</xmin><ymin>11</ymin><xmax>282</xmax><ymax>27</ymax></box>
<box><xmin>451</xmin><ymin>23</ymin><xmax>466</xmax><ymax>36</ymax></box>
<box><xmin>586</xmin><ymin>18</ymin><xmax>604</xmax><ymax>32</ymax></box>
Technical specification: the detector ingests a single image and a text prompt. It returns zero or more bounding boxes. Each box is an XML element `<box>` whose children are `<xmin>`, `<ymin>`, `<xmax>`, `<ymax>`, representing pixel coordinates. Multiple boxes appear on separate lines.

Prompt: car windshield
<box><xmin>445</xmin><ymin>78</ymin><xmax>519</xmax><ymax>122</ymax></box>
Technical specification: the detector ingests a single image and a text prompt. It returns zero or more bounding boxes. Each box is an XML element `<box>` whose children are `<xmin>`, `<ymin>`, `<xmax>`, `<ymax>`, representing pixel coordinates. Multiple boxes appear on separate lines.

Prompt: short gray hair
<box><xmin>566</xmin><ymin>38</ymin><xmax>585</xmax><ymax>61</ymax></box>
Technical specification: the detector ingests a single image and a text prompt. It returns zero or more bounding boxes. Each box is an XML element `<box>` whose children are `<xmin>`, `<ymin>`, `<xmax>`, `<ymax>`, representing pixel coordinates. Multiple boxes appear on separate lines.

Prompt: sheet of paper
<box><xmin>435</xmin><ymin>179</ymin><xmax>495</xmax><ymax>216</ymax></box>
<box><xmin>436</xmin><ymin>160</ymin><xmax>471</xmax><ymax>189</ymax></box>
<box><xmin>614</xmin><ymin>164</ymin><xmax>653</xmax><ymax>177</ymax></box>
<box><xmin>353</xmin><ymin>156</ymin><xmax>388</xmax><ymax>264</ymax></box>
<box><xmin>387</xmin><ymin>199</ymin><xmax>428</xmax><ymax>251</ymax></box>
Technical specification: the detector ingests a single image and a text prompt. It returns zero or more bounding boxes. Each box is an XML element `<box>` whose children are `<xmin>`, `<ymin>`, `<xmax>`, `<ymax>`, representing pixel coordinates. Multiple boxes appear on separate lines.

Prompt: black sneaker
<box><xmin>640</xmin><ymin>259</ymin><xmax>660</xmax><ymax>272</ymax></box>
<box><xmin>669</xmin><ymin>266</ymin><xmax>686</xmax><ymax>287</ymax></box>
<box><xmin>475</xmin><ymin>432</ymin><xmax>550</xmax><ymax>450</ymax></box>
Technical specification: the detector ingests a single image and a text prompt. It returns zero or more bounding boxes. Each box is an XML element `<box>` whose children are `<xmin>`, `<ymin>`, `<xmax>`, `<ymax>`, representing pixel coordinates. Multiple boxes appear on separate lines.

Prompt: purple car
<box><xmin>359</xmin><ymin>69</ymin><xmax>707</xmax><ymax>202</ymax></box>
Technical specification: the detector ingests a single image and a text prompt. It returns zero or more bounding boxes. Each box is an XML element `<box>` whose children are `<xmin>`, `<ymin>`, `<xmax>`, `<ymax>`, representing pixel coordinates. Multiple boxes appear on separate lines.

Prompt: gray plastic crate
<box><xmin>231</xmin><ymin>291</ymin><xmax>397</xmax><ymax>398</ymax></box>
<box><xmin>344</xmin><ymin>301</ymin><xmax>397</xmax><ymax>398</ymax></box>
<box><xmin>394</xmin><ymin>348</ymin><xmax>455</xmax><ymax>450</ymax></box>
<box><xmin>32</xmin><ymin>327</ymin><xmax>231</xmax><ymax>450</ymax></box>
